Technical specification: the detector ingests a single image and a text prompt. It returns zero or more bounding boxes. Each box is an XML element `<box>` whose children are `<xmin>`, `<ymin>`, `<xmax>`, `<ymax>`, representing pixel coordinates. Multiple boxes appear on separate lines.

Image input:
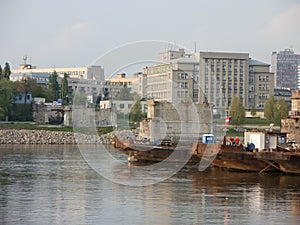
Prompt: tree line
<box><xmin>0</xmin><ymin>63</ymin><xmax>69</xmax><ymax>121</ymax></box>
<box><xmin>229</xmin><ymin>95</ymin><xmax>289</xmax><ymax>126</ymax></box>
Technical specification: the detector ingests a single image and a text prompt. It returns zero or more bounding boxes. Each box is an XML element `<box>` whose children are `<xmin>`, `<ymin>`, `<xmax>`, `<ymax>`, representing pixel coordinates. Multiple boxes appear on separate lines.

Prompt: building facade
<box><xmin>271</xmin><ymin>49</ymin><xmax>300</xmax><ymax>91</ymax></box>
<box><xmin>194</xmin><ymin>51</ymin><xmax>249</xmax><ymax>112</ymax></box>
<box><xmin>10</xmin><ymin>63</ymin><xmax>105</xmax><ymax>101</ymax></box>
<box><xmin>104</xmin><ymin>73</ymin><xmax>140</xmax><ymax>99</ymax></box>
<box><xmin>144</xmin><ymin>51</ymin><xmax>199</xmax><ymax>103</ymax></box>
<box><xmin>10</xmin><ymin>71</ymin><xmax>103</xmax><ymax>99</ymax></box>
<box><xmin>248</xmin><ymin>59</ymin><xmax>274</xmax><ymax>111</ymax></box>
<box><xmin>10</xmin><ymin>72</ymin><xmax>50</xmax><ymax>86</ymax></box>
<box><xmin>11</xmin><ymin>64</ymin><xmax>105</xmax><ymax>81</ymax></box>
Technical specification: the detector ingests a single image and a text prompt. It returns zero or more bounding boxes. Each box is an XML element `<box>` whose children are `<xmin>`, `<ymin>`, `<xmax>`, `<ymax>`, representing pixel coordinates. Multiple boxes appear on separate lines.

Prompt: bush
<box><xmin>9</xmin><ymin>104</ymin><xmax>33</xmax><ymax>121</ymax></box>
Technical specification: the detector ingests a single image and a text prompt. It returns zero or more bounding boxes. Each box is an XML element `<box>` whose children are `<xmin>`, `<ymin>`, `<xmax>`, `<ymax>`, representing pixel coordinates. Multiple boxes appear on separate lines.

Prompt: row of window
<box><xmin>258</xmin><ymin>75</ymin><xmax>270</xmax><ymax>81</ymax></box>
<box><xmin>177</xmin><ymin>72</ymin><xmax>189</xmax><ymax>79</ymax></box>
<box><xmin>177</xmin><ymin>82</ymin><xmax>188</xmax><ymax>89</ymax></box>
<box><xmin>177</xmin><ymin>90</ymin><xmax>188</xmax><ymax>98</ymax></box>
<box><xmin>204</xmin><ymin>59</ymin><xmax>246</xmax><ymax>63</ymax></box>
<box><xmin>258</xmin><ymin>84</ymin><xmax>270</xmax><ymax>91</ymax></box>
<box><xmin>147</xmin><ymin>74</ymin><xmax>170</xmax><ymax>83</ymax></box>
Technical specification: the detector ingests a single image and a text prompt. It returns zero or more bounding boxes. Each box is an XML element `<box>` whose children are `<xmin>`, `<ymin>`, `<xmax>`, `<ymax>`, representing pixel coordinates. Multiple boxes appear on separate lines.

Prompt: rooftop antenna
<box><xmin>194</xmin><ymin>41</ymin><xmax>197</xmax><ymax>53</ymax></box>
<box><xmin>22</xmin><ymin>55</ymin><xmax>27</xmax><ymax>65</ymax></box>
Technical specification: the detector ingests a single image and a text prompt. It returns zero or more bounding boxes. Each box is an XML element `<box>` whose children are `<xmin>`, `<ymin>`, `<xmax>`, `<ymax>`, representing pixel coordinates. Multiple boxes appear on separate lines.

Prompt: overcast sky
<box><xmin>1</xmin><ymin>0</ymin><xmax>300</xmax><ymax>76</ymax></box>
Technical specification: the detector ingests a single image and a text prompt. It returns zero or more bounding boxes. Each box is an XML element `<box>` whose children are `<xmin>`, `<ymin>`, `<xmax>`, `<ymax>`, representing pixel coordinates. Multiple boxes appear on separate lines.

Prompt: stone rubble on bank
<box><xmin>0</xmin><ymin>129</ymin><xmax>113</xmax><ymax>144</ymax></box>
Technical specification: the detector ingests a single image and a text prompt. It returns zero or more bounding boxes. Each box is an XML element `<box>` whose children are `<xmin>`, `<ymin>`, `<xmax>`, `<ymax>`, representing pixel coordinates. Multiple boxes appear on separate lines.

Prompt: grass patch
<box><xmin>225</xmin><ymin>128</ymin><xmax>244</xmax><ymax>137</ymax></box>
<box><xmin>242</xmin><ymin>117</ymin><xmax>269</xmax><ymax>125</ymax></box>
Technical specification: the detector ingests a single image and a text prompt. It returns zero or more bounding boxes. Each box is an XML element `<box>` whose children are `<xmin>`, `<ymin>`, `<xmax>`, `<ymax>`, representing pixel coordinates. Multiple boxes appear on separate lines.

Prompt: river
<box><xmin>0</xmin><ymin>144</ymin><xmax>300</xmax><ymax>225</ymax></box>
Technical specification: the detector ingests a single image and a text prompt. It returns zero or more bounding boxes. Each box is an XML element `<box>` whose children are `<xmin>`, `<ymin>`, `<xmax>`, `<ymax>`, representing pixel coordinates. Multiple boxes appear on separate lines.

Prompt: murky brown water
<box><xmin>0</xmin><ymin>144</ymin><xmax>300</xmax><ymax>224</ymax></box>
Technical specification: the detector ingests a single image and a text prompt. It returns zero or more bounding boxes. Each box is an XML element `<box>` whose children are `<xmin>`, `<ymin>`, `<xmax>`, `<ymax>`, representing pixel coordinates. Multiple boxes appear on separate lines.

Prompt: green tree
<box><xmin>48</xmin><ymin>70</ymin><xmax>60</xmax><ymax>101</ymax></box>
<box><xmin>264</xmin><ymin>95</ymin><xmax>276</xmax><ymax>123</ymax></box>
<box><xmin>0</xmin><ymin>79</ymin><xmax>17</xmax><ymax>121</ymax></box>
<box><xmin>60</xmin><ymin>73</ymin><xmax>69</xmax><ymax>104</ymax></box>
<box><xmin>0</xmin><ymin>65</ymin><xmax>2</xmax><ymax>80</ymax></box>
<box><xmin>3</xmin><ymin>62</ymin><xmax>11</xmax><ymax>80</ymax></box>
<box><xmin>275</xmin><ymin>98</ymin><xmax>289</xmax><ymax>125</ymax></box>
<box><xmin>250</xmin><ymin>105</ymin><xmax>257</xmax><ymax>116</ymax></box>
<box><xmin>129</xmin><ymin>101</ymin><xmax>145</xmax><ymax>124</ymax></box>
<box><xmin>229</xmin><ymin>96</ymin><xmax>245</xmax><ymax>126</ymax></box>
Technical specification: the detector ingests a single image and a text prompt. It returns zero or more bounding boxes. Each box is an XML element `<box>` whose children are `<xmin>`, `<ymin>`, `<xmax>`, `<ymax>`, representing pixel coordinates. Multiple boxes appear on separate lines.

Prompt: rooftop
<box><xmin>249</xmin><ymin>58</ymin><xmax>269</xmax><ymax>66</ymax></box>
<box><xmin>170</xmin><ymin>56</ymin><xmax>198</xmax><ymax>64</ymax></box>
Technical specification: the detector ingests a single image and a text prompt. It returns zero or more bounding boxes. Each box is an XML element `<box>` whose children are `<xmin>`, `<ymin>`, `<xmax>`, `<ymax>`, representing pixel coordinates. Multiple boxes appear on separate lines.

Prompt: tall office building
<box><xmin>271</xmin><ymin>49</ymin><xmax>300</xmax><ymax>91</ymax></box>
<box><xmin>194</xmin><ymin>51</ymin><xmax>249</xmax><ymax>111</ymax></box>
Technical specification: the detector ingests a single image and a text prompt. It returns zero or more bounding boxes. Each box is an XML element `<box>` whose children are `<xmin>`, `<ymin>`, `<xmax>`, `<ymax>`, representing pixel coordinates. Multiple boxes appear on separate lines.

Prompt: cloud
<box><xmin>55</xmin><ymin>22</ymin><xmax>91</xmax><ymax>50</ymax></box>
<box><xmin>33</xmin><ymin>22</ymin><xmax>95</xmax><ymax>67</ymax></box>
<box><xmin>259</xmin><ymin>3</ymin><xmax>300</xmax><ymax>49</ymax></box>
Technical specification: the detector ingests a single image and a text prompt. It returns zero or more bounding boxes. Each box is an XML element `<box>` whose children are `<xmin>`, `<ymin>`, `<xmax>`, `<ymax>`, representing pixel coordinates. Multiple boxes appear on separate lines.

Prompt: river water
<box><xmin>0</xmin><ymin>144</ymin><xmax>300</xmax><ymax>225</ymax></box>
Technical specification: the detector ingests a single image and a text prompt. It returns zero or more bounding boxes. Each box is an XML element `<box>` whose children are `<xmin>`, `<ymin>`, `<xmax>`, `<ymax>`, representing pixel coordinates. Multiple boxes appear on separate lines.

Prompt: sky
<box><xmin>1</xmin><ymin>0</ymin><xmax>300</xmax><ymax>77</ymax></box>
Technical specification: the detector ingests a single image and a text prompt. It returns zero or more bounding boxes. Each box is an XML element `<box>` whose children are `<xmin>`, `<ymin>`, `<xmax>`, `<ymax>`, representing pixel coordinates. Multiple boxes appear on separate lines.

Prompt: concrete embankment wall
<box><xmin>0</xmin><ymin>129</ymin><xmax>112</xmax><ymax>144</ymax></box>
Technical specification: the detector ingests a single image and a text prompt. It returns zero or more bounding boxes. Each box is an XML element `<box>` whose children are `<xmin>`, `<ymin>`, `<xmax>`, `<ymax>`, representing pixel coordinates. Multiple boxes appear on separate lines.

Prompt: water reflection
<box><xmin>0</xmin><ymin>145</ymin><xmax>299</xmax><ymax>225</ymax></box>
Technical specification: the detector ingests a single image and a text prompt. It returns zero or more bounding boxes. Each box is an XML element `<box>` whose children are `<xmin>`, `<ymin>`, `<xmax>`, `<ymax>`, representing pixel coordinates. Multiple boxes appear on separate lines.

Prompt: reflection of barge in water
<box><xmin>254</xmin><ymin>151</ymin><xmax>300</xmax><ymax>174</ymax></box>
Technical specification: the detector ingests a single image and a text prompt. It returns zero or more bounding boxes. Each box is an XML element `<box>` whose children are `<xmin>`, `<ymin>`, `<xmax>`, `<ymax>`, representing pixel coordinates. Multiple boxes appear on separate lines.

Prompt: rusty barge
<box><xmin>115</xmin><ymin>134</ymin><xmax>300</xmax><ymax>174</ymax></box>
<box><xmin>114</xmin><ymin>138</ymin><xmax>203</xmax><ymax>163</ymax></box>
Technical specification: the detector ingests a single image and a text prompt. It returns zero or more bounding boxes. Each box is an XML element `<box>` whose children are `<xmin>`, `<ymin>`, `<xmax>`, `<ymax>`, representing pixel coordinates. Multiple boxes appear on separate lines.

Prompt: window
<box><xmin>178</xmin><ymin>82</ymin><xmax>188</xmax><ymax>89</ymax></box>
<box><xmin>120</xmin><ymin>104</ymin><xmax>124</xmax><ymax>109</ymax></box>
<box><xmin>177</xmin><ymin>90</ymin><xmax>188</xmax><ymax>98</ymax></box>
<box><xmin>177</xmin><ymin>73</ymin><xmax>188</xmax><ymax>79</ymax></box>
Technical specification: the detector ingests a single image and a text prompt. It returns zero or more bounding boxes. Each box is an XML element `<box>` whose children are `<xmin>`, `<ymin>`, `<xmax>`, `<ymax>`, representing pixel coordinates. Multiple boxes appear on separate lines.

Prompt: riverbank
<box><xmin>0</xmin><ymin>129</ymin><xmax>113</xmax><ymax>144</ymax></box>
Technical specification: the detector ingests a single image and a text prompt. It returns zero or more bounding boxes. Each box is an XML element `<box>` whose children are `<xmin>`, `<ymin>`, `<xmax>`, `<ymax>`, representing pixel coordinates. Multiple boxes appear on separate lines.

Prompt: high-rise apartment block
<box><xmin>271</xmin><ymin>49</ymin><xmax>300</xmax><ymax>91</ymax></box>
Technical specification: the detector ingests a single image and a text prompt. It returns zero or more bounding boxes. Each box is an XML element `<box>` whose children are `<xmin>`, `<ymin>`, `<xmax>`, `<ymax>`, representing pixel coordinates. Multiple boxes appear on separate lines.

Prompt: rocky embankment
<box><xmin>0</xmin><ymin>129</ymin><xmax>113</xmax><ymax>144</ymax></box>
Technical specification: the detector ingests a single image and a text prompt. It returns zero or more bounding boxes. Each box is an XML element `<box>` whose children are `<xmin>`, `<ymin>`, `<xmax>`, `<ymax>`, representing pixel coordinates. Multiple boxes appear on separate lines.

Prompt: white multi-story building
<box><xmin>10</xmin><ymin>72</ymin><xmax>50</xmax><ymax>85</ymax></box>
<box><xmin>11</xmin><ymin>64</ymin><xmax>105</xmax><ymax>81</ymax></box>
<box><xmin>144</xmin><ymin>54</ymin><xmax>199</xmax><ymax>103</ymax></box>
<box><xmin>10</xmin><ymin>63</ymin><xmax>105</xmax><ymax>100</ymax></box>
<box><xmin>10</xmin><ymin>71</ymin><xmax>103</xmax><ymax>97</ymax></box>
